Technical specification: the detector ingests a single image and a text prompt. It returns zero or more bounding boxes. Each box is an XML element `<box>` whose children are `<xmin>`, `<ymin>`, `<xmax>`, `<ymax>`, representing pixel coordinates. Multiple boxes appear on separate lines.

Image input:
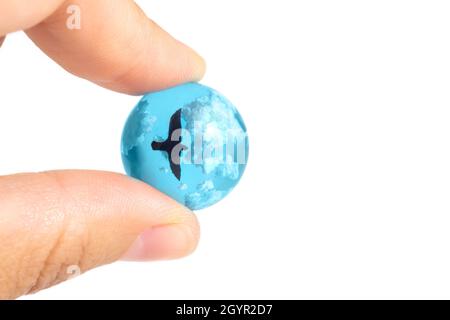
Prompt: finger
<box><xmin>26</xmin><ymin>0</ymin><xmax>206</xmax><ymax>95</ymax></box>
<box><xmin>0</xmin><ymin>36</ymin><xmax>5</xmax><ymax>47</ymax></box>
<box><xmin>0</xmin><ymin>0</ymin><xmax>65</xmax><ymax>35</ymax></box>
<box><xmin>0</xmin><ymin>170</ymin><xmax>199</xmax><ymax>299</ymax></box>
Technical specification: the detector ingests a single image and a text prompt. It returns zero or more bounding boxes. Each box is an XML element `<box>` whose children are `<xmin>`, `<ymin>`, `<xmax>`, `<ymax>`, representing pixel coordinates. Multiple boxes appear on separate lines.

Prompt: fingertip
<box><xmin>190</xmin><ymin>49</ymin><xmax>207</xmax><ymax>82</ymax></box>
<box><xmin>121</xmin><ymin>214</ymin><xmax>200</xmax><ymax>261</ymax></box>
<box><xmin>92</xmin><ymin>31</ymin><xmax>208</xmax><ymax>95</ymax></box>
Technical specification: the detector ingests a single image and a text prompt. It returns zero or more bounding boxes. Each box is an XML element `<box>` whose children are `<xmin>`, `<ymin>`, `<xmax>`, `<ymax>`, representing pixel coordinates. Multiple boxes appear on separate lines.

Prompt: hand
<box><xmin>0</xmin><ymin>0</ymin><xmax>205</xmax><ymax>299</ymax></box>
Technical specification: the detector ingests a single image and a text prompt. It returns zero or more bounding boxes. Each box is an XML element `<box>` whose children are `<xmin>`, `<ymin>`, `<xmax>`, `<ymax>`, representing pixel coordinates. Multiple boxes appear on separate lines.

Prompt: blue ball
<box><xmin>121</xmin><ymin>83</ymin><xmax>249</xmax><ymax>210</ymax></box>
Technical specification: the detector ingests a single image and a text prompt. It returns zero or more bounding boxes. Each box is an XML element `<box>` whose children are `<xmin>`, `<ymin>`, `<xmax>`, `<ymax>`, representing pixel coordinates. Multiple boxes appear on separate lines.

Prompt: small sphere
<box><xmin>121</xmin><ymin>83</ymin><xmax>249</xmax><ymax>210</ymax></box>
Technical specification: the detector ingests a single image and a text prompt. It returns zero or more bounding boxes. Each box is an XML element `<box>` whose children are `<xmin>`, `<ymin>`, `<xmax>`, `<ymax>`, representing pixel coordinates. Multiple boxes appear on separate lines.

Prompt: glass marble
<box><xmin>121</xmin><ymin>83</ymin><xmax>249</xmax><ymax>210</ymax></box>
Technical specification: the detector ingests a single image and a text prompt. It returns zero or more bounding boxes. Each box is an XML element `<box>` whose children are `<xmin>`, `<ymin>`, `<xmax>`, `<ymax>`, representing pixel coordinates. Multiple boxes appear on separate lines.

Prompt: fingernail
<box><xmin>121</xmin><ymin>224</ymin><xmax>196</xmax><ymax>261</ymax></box>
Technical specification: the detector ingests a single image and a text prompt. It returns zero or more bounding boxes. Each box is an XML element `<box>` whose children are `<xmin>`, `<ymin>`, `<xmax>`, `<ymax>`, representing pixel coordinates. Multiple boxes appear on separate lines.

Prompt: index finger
<box><xmin>26</xmin><ymin>0</ymin><xmax>206</xmax><ymax>95</ymax></box>
<box><xmin>0</xmin><ymin>0</ymin><xmax>205</xmax><ymax>95</ymax></box>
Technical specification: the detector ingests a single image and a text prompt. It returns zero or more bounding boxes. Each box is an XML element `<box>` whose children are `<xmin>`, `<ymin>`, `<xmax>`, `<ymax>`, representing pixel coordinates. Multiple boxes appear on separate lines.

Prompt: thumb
<box><xmin>0</xmin><ymin>170</ymin><xmax>199</xmax><ymax>299</ymax></box>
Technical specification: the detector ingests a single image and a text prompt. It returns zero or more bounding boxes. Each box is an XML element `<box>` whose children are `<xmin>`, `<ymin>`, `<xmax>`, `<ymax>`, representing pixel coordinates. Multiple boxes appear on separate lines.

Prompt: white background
<box><xmin>1</xmin><ymin>0</ymin><xmax>450</xmax><ymax>299</ymax></box>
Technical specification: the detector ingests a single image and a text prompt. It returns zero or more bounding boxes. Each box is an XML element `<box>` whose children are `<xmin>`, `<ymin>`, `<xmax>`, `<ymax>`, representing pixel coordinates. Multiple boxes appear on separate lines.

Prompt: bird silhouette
<box><xmin>151</xmin><ymin>109</ymin><xmax>188</xmax><ymax>180</ymax></box>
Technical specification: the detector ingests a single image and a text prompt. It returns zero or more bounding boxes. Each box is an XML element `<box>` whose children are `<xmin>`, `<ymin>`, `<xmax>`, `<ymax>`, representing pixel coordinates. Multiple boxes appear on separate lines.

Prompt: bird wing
<box><xmin>168</xmin><ymin>109</ymin><xmax>184</xmax><ymax>180</ymax></box>
<box><xmin>169</xmin><ymin>160</ymin><xmax>181</xmax><ymax>181</ymax></box>
<box><xmin>168</xmin><ymin>109</ymin><xmax>183</xmax><ymax>138</ymax></box>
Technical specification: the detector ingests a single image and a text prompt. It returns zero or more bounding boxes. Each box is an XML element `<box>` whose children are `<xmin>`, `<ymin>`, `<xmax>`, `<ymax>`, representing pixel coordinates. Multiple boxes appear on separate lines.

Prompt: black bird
<box><xmin>151</xmin><ymin>109</ymin><xmax>188</xmax><ymax>180</ymax></box>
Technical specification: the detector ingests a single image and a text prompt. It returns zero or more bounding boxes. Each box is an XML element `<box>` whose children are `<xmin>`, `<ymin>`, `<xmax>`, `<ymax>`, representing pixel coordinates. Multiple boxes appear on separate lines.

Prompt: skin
<box><xmin>0</xmin><ymin>0</ymin><xmax>206</xmax><ymax>299</ymax></box>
